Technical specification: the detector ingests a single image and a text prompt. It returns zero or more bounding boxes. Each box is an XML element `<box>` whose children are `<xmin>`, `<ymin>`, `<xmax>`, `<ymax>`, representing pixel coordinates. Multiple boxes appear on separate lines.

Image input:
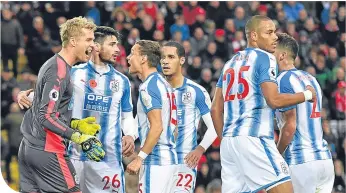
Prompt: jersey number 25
<box><xmin>223</xmin><ymin>66</ymin><xmax>250</xmax><ymax>101</ymax></box>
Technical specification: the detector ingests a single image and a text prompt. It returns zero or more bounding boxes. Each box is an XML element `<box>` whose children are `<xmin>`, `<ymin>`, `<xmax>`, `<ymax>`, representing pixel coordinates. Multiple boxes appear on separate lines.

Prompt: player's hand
<box><xmin>184</xmin><ymin>145</ymin><xmax>205</xmax><ymax>168</ymax></box>
<box><xmin>70</xmin><ymin>117</ymin><xmax>101</xmax><ymax>136</ymax></box>
<box><xmin>17</xmin><ymin>89</ymin><xmax>34</xmax><ymax>109</ymax></box>
<box><xmin>122</xmin><ymin>135</ymin><xmax>135</xmax><ymax>157</ymax></box>
<box><xmin>126</xmin><ymin>156</ymin><xmax>143</xmax><ymax>175</ymax></box>
<box><xmin>71</xmin><ymin>132</ymin><xmax>105</xmax><ymax>162</ymax></box>
<box><xmin>305</xmin><ymin>85</ymin><xmax>316</xmax><ymax>102</ymax></box>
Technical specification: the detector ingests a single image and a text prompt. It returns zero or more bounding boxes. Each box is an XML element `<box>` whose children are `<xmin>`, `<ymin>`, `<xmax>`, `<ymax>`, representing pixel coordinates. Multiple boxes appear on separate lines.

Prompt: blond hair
<box><xmin>59</xmin><ymin>16</ymin><xmax>96</xmax><ymax>47</ymax></box>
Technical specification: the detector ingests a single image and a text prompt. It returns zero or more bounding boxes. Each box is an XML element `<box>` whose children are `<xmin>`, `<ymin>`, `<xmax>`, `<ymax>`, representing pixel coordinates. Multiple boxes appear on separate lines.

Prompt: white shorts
<box><xmin>289</xmin><ymin>159</ymin><xmax>334</xmax><ymax>193</ymax></box>
<box><xmin>220</xmin><ymin>136</ymin><xmax>291</xmax><ymax>193</ymax></box>
<box><xmin>173</xmin><ymin>164</ymin><xmax>197</xmax><ymax>193</ymax></box>
<box><xmin>139</xmin><ymin>164</ymin><xmax>177</xmax><ymax>193</ymax></box>
<box><xmin>71</xmin><ymin>159</ymin><xmax>125</xmax><ymax>193</ymax></box>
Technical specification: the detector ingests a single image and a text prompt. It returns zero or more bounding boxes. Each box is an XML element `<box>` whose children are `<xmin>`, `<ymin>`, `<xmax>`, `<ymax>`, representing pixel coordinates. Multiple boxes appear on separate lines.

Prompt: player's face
<box><xmin>256</xmin><ymin>20</ymin><xmax>278</xmax><ymax>53</ymax></box>
<box><xmin>75</xmin><ymin>28</ymin><xmax>95</xmax><ymax>63</ymax></box>
<box><xmin>99</xmin><ymin>35</ymin><xmax>120</xmax><ymax>64</ymax></box>
<box><xmin>160</xmin><ymin>46</ymin><xmax>183</xmax><ymax>77</ymax></box>
<box><xmin>127</xmin><ymin>44</ymin><xmax>142</xmax><ymax>75</ymax></box>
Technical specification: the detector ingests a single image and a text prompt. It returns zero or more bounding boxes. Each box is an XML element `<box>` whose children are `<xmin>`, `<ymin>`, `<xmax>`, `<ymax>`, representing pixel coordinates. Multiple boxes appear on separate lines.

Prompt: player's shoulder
<box><xmin>186</xmin><ymin>78</ymin><xmax>207</xmax><ymax>94</ymax></box>
<box><xmin>248</xmin><ymin>48</ymin><xmax>276</xmax><ymax>64</ymax></box>
<box><xmin>111</xmin><ymin>66</ymin><xmax>131</xmax><ymax>84</ymax></box>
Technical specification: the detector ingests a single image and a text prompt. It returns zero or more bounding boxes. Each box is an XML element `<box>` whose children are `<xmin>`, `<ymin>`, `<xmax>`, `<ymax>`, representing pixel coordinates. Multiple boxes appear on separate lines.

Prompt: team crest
<box><xmin>182</xmin><ymin>92</ymin><xmax>192</xmax><ymax>103</ymax></box>
<box><xmin>110</xmin><ymin>80</ymin><xmax>119</xmax><ymax>92</ymax></box>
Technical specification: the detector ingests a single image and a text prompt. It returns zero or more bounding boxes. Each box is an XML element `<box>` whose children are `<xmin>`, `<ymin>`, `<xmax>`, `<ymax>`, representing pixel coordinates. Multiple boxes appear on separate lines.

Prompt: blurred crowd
<box><xmin>1</xmin><ymin>1</ymin><xmax>345</xmax><ymax>193</ymax></box>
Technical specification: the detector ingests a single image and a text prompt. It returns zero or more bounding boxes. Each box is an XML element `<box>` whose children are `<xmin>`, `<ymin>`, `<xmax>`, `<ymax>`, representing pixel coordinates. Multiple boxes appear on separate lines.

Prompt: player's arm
<box><xmin>277</xmin><ymin>108</ymin><xmax>296</xmax><ymax>154</ymax></box>
<box><xmin>38</xmin><ymin>68</ymin><xmax>75</xmax><ymax>140</ymax></box>
<box><xmin>140</xmin><ymin>109</ymin><xmax>163</xmax><ymax>156</ymax></box>
<box><xmin>121</xmin><ymin>79</ymin><xmax>138</xmax><ymax>157</ymax></box>
<box><xmin>258</xmin><ymin>54</ymin><xmax>315</xmax><ymax>109</ymax></box>
<box><xmin>211</xmin><ymin>78</ymin><xmax>224</xmax><ymax>139</ymax></box>
<box><xmin>185</xmin><ymin>89</ymin><xmax>217</xmax><ymax>168</ymax></box>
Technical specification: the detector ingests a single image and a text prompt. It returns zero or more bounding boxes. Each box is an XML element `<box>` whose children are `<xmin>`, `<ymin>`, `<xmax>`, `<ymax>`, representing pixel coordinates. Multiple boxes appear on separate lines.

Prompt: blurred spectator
<box><xmin>321</xmin><ymin>1</ymin><xmax>339</xmax><ymax>25</ymax></box>
<box><xmin>43</xmin><ymin>3</ymin><xmax>61</xmax><ymax>35</ymax></box>
<box><xmin>26</xmin><ymin>16</ymin><xmax>60</xmax><ymax>74</ymax></box>
<box><xmin>187</xmin><ymin>56</ymin><xmax>202</xmax><ymax>81</ymax></box>
<box><xmin>324</xmin><ymin>18</ymin><xmax>340</xmax><ymax>47</ymax></box>
<box><xmin>296</xmin><ymin>9</ymin><xmax>308</xmax><ymax>31</ymax></box>
<box><xmin>298</xmin><ymin>30</ymin><xmax>312</xmax><ymax>65</ymax></box>
<box><xmin>326</xmin><ymin>47</ymin><xmax>340</xmax><ymax>70</ymax></box>
<box><xmin>214</xmin><ymin>29</ymin><xmax>229</xmax><ymax>60</ymax></box>
<box><xmin>207</xmin><ymin>148</ymin><xmax>221</xmax><ymax>180</ymax></box>
<box><xmin>234</xmin><ymin>6</ymin><xmax>247</xmax><ymax>30</ymax></box>
<box><xmin>314</xmin><ymin>52</ymin><xmax>332</xmax><ymax>93</ymax></box>
<box><xmin>268</xmin><ymin>2</ymin><xmax>284</xmax><ymax>20</ymax></box>
<box><xmin>206</xmin><ymin>2</ymin><xmax>223</xmax><ymax>28</ymax></box>
<box><xmin>3</xmin><ymin>103</ymin><xmax>24</xmax><ymax>183</ymax></box>
<box><xmin>322</xmin><ymin>119</ymin><xmax>337</xmax><ymax>158</ymax></box>
<box><xmin>153</xmin><ymin>30</ymin><xmax>165</xmax><ymax>44</ymax></box>
<box><xmin>231</xmin><ymin>30</ymin><xmax>246</xmax><ymax>54</ymax></box>
<box><xmin>206</xmin><ymin>179</ymin><xmax>221</xmax><ymax>193</ymax></box>
<box><xmin>258</xmin><ymin>4</ymin><xmax>268</xmax><ymax>17</ymax></box>
<box><xmin>85</xmin><ymin>1</ymin><xmax>100</xmax><ymax>25</ymax></box>
<box><xmin>190</xmin><ymin>7</ymin><xmax>206</xmax><ymax>36</ymax></box>
<box><xmin>276</xmin><ymin>10</ymin><xmax>287</xmax><ymax>28</ymax></box>
<box><xmin>286</xmin><ymin>22</ymin><xmax>299</xmax><ymax>40</ymax></box>
<box><xmin>222</xmin><ymin>2</ymin><xmax>237</xmax><ymax>19</ymax></box>
<box><xmin>330</xmin><ymin>81</ymin><xmax>346</xmax><ymax>120</ymax></box>
<box><xmin>155</xmin><ymin>12</ymin><xmax>165</xmax><ymax>32</ymax></box>
<box><xmin>1</xmin><ymin>8</ymin><xmax>25</xmax><ymax>78</ymax></box>
<box><xmin>337</xmin><ymin>6</ymin><xmax>345</xmax><ymax>33</ymax></box>
<box><xmin>17</xmin><ymin>68</ymin><xmax>35</xmax><ymax>91</ymax></box>
<box><xmin>196</xmin><ymin>163</ymin><xmax>212</xmax><ymax>188</ymax></box>
<box><xmin>195</xmin><ymin>185</ymin><xmax>206</xmax><ymax>193</ymax></box>
<box><xmin>224</xmin><ymin>19</ymin><xmax>236</xmax><ymax>41</ymax></box>
<box><xmin>16</xmin><ymin>2</ymin><xmax>36</xmax><ymax>37</ymax></box>
<box><xmin>334</xmin><ymin>159</ymin><xmax>345</xmax><ymax>191</ymax></box>
<box><xmin>172</xmin><ymin>31</ymin><xmax>183</xmax><ymax>43</ymax></box>
<box><xmin>170</xmin><ymin>15</ymin><xmax>190</xmax><ymax>41</ymax></box>
<box><xmin>248</xmin><ymin>2</ymin><xmax>260</xmax><ymax>16</ymax></box>
<box><xmin>303</xmin><ymin>17</ymin><xmax>324</xmax><ymax>45</ymax></box>
<box><xmin>190</xmin><ymin>27</ymin><xmax>208</xmax><ymax>57</ymax></box>
<box><xmin>201</xmin><ymin>41</ymin><xmax>217</xmax><ymax>67</ymax></box>
<box><xmin>161</xmin><ymin>1</ymin><xmax>182</xmax><ymax>32</ymax></box>
<box><xmin>182</xmin><ymin>40</ymin><xmax>193</xmax><ymax>66</ymax></box>
<box><xmin>336</xmin><ymin>32</ymin><xmax>346</xmax><ymax>57</ymax></box>
<box><xmin>139</xmin><ymin>15</ymin><xmax>155</xmax><ymax>40</ymax></box>
<box><xmin>180</xmin><ymin>1</ymin><xmax>200</xmax><ymax>26</ymax></box>
<box><xmin>200</xmin><ymin>68</ymin><xmax>213</xmax><ymax>94</ymax></box>
<box><xmin>283</xmin><ymin>1</ymin><xmax>305</xmax><ymax>22</ymax></box>
<box><xmin>1</xmin><ymin>68</ymin><xmax>17</xmax><ymax>118</ymax></box>
<box><xmin>143</xmin><ymin>2</ymin><xmax>158</xmax><ymax>21</ymax></box>
<box><xmin>211</xmin><ymin>57</ymin><xmax>224</xmax><ymax>81</ymax></box>
<box><xmin>124</xmin><ymin>28</ymin><xmax>140</xmax><ymax>55</ymax></box>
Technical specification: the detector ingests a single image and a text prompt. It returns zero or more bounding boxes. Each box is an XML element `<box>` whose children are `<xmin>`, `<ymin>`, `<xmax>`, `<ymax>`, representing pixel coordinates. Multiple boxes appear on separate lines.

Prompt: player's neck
<box><xmin>141</xmin><ymin>68</ymin><xmax>157</xmax><ymax>82</ymax></box>
<box><xmin>166</xmin><ymin>73</ymin><xmax>184</xmax><ymax>88</ymax></box>
<box><xmin>280</xmin><ymin>61</ymin><xmax>296</xmax><ymax>72</ymax></box>
<box><xmin>58</xmin><ymin>48</ymin><xmax>77</xmax><ymax>66</ymax></box>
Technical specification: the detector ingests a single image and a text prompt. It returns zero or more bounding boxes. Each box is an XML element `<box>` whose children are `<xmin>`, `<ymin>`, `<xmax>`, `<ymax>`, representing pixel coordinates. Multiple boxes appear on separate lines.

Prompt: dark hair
<box><xmin>163</xmin><ymin>41</ymin><xmax>185</xmax><ymax>58</ymax></box>
<box><xmin>277</xmin><ymin>33</ymin><xmax>299</xmax><ymax>60</ymax></box>
<box><xmin>136</xmin><ymin>40</ymin><xmax>161</xmax><ymax>67</ymax></box>
<box><xmin>94</xmin><ymin>26</ymin><xmax>121</xmax><ymax>44</ymax></box>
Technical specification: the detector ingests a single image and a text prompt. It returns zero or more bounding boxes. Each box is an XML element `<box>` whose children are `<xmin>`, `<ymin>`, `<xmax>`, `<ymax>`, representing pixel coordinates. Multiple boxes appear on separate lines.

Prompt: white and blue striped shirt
<box><xmin>174</xmin><ymin>78</ymin><xmax>211</xmax><ymax>164</ymax></box>
<box><xmin>216</xmin><ymin>48</ymin><xmax>278</xmax><ymax>138</ymax></box>
<box><xmin>276</xmin><ymin>69</ymin><xmax>332</xmax><ymax>165</ymax></box>
<box><xmin>137</xmin><ymin>72</ymin><xmax>177</xmax><ymax>165</ymax></box>
<box><xmin>68</xmin><ymin>61</ymin><xmax>133</xmax><ymax>162</ymax></box>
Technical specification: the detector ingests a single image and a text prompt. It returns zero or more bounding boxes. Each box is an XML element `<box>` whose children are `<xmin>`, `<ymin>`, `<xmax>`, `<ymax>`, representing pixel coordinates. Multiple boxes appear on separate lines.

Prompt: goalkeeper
<box><xmin>17</xmin><ymin>17</ymin><xmax>104</xmax><ymax>193</ymax></box>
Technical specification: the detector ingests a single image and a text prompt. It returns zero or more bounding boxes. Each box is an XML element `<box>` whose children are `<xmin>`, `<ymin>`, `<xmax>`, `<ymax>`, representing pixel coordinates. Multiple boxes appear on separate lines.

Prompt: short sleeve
<box><xmin>195</xmin><ymin>87</ymin><xmax>211</xmax><ymax>115</ymax></box>
<box><xmin>121</xmin><ymin>79</ymin><xmax>133</xmax><ymax>112</ymax></box>
<box><xmin>139</xmin><ymin>83</ymin><xmax>162</xmax><ymax>114</ymax></box>
<box><xmin>278</xmin><ymin>74</ymin><xmax>296</xmax><ymax>112</ymax></box>
<box><xmin>216</xmin><ymin>72</ymin><xmax>223</xmax><ymax>88</ymax></box>
<box><xmin>257</xmin><ymin>53</ymin><xmax>278</xmax><ymax>85</ymax></box>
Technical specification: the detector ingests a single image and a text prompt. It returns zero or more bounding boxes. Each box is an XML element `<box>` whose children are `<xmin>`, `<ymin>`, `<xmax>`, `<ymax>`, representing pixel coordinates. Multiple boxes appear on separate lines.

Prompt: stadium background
<box><xmin>0</xmin><ymin>1</ymin><xmax>345</xmax><ymax>193</ymax></box>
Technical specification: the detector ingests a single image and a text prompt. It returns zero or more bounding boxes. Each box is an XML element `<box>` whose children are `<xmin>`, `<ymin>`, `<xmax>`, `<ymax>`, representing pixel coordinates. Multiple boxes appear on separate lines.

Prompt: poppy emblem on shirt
<box><xmin>89</xmin><ymin>79</ymin><xmax>97</xmax><ymax>88</ymax></box>
<box><xmin>49</xmin><ymin>89</ymin><xmax>59</xmax><ymax>101</ymax></box>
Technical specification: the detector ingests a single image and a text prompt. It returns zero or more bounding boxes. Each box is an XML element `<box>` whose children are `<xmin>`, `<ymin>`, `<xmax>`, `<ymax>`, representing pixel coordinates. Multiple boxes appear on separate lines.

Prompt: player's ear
<box><xmin>180</xmin><ymin>57</ymin><xmax>185</xmax><ymax>66</ymax></box>
<box><xmin>70</xmin><ymin>37</ymin><xmax>76</xmax><ymax>47</ymax></box>
<box><xmin>141</xmin><ymin>55</ymin><xmax>148</xmax><ymax>65</ymax></box>
<box><xmin>251</xmin><ymin>31</ymin><xmax>257</xmax><ymax>41</ymax></box>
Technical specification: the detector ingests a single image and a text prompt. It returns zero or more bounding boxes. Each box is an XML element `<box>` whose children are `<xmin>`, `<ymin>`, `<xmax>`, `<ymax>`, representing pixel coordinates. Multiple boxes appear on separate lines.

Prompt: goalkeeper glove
<box><xmin>71</xmin><ymin>132</ymin><xmax>105</xmax><ymax>162</ymax></box>
<box><xmin>71</xmin><ymin>117</ymin><xmax>101</xmax><ymax>136</ymax></box>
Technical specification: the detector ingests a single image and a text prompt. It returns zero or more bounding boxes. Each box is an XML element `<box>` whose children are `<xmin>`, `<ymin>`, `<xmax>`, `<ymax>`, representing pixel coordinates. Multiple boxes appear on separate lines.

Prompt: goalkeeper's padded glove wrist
<box><xmin>70</xmin><ymin>118</ymin><xmax>80</xmax><ymax>130</ymax></box>
<box><xmin>70</xmin><ymin>117</ymin><xmax>101</xmax><ymax>136</ymax></box>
